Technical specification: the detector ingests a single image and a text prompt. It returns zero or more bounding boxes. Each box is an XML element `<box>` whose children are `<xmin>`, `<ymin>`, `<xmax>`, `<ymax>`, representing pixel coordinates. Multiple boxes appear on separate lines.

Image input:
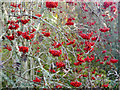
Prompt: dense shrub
<box><xmin>0</xmin><ymin>1</ymin><xmax>119</xmax><ymax>89</ymax></box>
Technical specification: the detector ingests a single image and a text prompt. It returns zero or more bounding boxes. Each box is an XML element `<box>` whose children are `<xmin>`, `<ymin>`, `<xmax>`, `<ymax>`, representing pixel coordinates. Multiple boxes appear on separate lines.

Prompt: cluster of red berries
<box><xmin>84</xmin><ymin>41</ymin><xmax>94</xmax><ymax>53</ymax></box>
<box><xmin>74</xmin><ymin>55</ymin><xmax>85</xmax><ymax>66</ymax></box>
<box><xmin>41</xmin><ymin>32</ymin><xmax>51</xmax><ymax>37</ymax></box>
<box><xmin>99</xmin><ymin>27</ymin><xmax>110</xmax><ymax>32</ymax></box>
<box><xmin>110</xmin><ymin>58</ymin><xmax>118</xmax><ymax>63</ymax></box>
<box><xmin>103</xmin><ymin>2</ymin><xmax>113</xmax><ymax>9</ymax></box>
<box><xmin>104</xmin><ymin>56</ymin><xmax>109</xmax><ymax>61</ymax></box>
<box><xmin>97</xmin><ymin>57</ymin><xmax>118</xmax><ymax>65</ymax></box>
<box><xmin>6</xmin><ymin>29</ymin><xmax>35</xmax><ymax>42</ymax></box>
<box><xmin>102</xmin><ymin>84</ymin><xmax>109</xmax><ymax>87</ymax></box>
<box><xmin>84</xmin><ymin>55</ymin><xmax>94</xmax><ymax>62</ymax></box>
<box><xmin>8</xmin><ymin>24</ymin><xmax>19</xmax><ymax>30</ymax></box>
<box><xmin>21</xmin><ymin>19</ymin><xmax>30</xmax><ymax>24</ymax></box>
<box><xmin>106</xmin><ymin>61</ymin><xmax>111</xmax><ymax>65</ymax></box>
<box><xmin>22</xmin><ymin>32</ymin><xmax>35</xmax><ymax>40</ymax></box>
<box><xmin>33</xmin><ymin>77</ymin><xmax>41</xmax><ymax>82</ymax></box>
<box><xmin>17</xmin><ymin>31</ymin><xmax>22</xmax><ymax>36</ymax></box>
<box><xmin>79</xmin><ymin>32</ymin><xmax>93</xmax><ymax>40</ymax></box>
<box><xmin>8</xmin><ymin>20</ymin><xmax>19</xmax><ymax>24</ymax></box>
<box><xmin>56</xmin><ymin>85</ymin><xmax>62</xmax><ymax>88</ymax></box>
<box><xmin>70</xmin><ymin>81</ymin><xmax>82</xmax><ymax>87</ymax></box>
<box><xmin>18</xmin><ymin>46</ymin><xmax>29</xmax><ymax>53</ymax></box>
<box><xmin>52</xmin><ymin>41</ymin><xmax>63</xmax><ymax>48</ymax></box>
<box><xmin>111</xmin><ymin>5</ymin><xmax>117</xmax><ymax>12</ymax></box>
<box><xmin>87</xmin><ymin>21</ymin><xmax>96</xmax><ymax>26</ymax></box>
<box><xmin>91</xmin><ymin>36</ymin><xmax>97</xmax><ymax>41</ymax></box>
<box><xmin>77</xmin><ymin>55</ymin><xmax>85</xmax><ymax>63</ymax></box>
<box><xmin>6</xmin><ymin>35</ymin><xmax>14</xmax><ymax>41</ymax></box>
<box><xmin>74</xmin><ymin>61</ymin><xmax>81</xmax><ymax>66</ymax></box>
<box><xmin>49</xmin><ymin>69</ymin><xmax>56</xmax><ymax>73</ymax></box>
<box><xmin>46</xmin><ymin>1</ymin><xmax>58</xmax><ymax>8</ymax></box>
<box><xmin>56</xmin><ymin>62</ymin><xmax>65</xmax><ymax>68</ymax></box>
<box><xmin>91</xmin><ymin>77</ymin><xmax>96</xmax><ymax>80</ymax></box>
<box><xmin>66</xmin><ymin>39</ymin><xmax>75</xmax><ymax>45</ymax></box>
<box><xmin>8</xmin><ymin>20</ymin><xmax>19</xmax><ymax>30</ymax></box>
<box><xmin>49</xmin><ymin>48</ymin><xmax>62</xmax><ymax>57</ymax></box>
<box><xmin>74</xmin><ymin>54</ymin><xmax>95</xmax><ymax>66</ymax></box>
<box><xmin>65</xmin><ymin>17</ymin><xmax>75</xmax><ymax>25</ymax></box>
<box><xmin>102</xmin><ymin>50</ymin><xmax>107</xmax><ymax>53</ymax></box>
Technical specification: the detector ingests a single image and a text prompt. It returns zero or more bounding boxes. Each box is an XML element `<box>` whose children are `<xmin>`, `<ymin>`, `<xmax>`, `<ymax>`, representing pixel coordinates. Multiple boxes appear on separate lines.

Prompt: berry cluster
<box><xmin>46</xmin><ymin>1</ymin><xmax>58</xmax><ymax>8</ymax></box>
<box><xmin>99</xmin><ymin>27</ymin><xmax>110</xmax><ymax>32</ymax></box>
<box><xmin>56</xmin><ymin>62</ymin><xmax>65</xmax><ymax>68</ymax></box>
<box><xmin>49</xmin><ymin>48</ymin><xmax>62</xmax><ymax>57</ymax></box>
<box><xmin>33</xmin><ymin>77</ymin><xmax>41</xmax><ymax>82</ymax></box>
<box><xmin>66</xmin><ymin>39</ymin><xmax>75</xmax><ymax>45</ymax></box>
<box><xmin>65</xmin><ymin>17</ymin><xmax>75</xmax><ymax>25</ymax></box>
<box><xmin>70</xmin><ymin>81</ymin><xmax>82</xmax><ymax>87</ymax></box>
<box><xmin>6</xmin><ymin>35</ymin><xmax>14</xmax><ymax>41</ymax></box>
<box><xmin>18</xmin><ymin>46</ymin><xmax>29</xmax><ymax>53</ymax></box>
<box><xmin>79</xmin><ymin>32</ymin><xmax>93</xmax><ymax>40</ymax></box>
<box><xmin>41</xmin><ymin>32</ymin><xmax>51</xmax><ymax>37</ymax></box>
